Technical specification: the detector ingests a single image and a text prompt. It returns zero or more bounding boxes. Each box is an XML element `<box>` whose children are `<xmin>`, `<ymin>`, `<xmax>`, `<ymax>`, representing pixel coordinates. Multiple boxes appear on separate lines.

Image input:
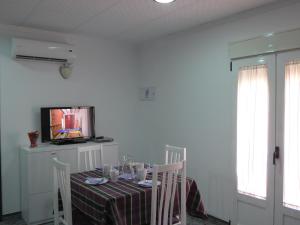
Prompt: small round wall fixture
<box><xmin>59</xmin><ymin>63</ymin><xmax>73</xmax><ymax>79</ymax></box>
<box><xmin>153</xmin><ymin>0</ymin><xmax>176</xmax><ymax>4</ymax></box>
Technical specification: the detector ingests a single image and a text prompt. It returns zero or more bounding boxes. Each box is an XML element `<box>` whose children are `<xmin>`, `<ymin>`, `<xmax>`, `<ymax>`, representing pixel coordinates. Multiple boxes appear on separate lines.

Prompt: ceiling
<box><xmin>0</xmin><ymin>0</ymin><xmax>279</xmax><ymax>43</ymax></box>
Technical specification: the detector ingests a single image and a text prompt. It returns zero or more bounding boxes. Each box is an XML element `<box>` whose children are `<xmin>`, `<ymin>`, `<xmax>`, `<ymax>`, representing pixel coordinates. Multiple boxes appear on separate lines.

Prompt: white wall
<box><xmin>137</xmin><ymin>1</ymin><xmax>300</xmax><ymax>221</ymax></box>
<box><xmin>0</xmin><ymin>27</ymin><xmax>139</xmax><ymax>214</ymax></box>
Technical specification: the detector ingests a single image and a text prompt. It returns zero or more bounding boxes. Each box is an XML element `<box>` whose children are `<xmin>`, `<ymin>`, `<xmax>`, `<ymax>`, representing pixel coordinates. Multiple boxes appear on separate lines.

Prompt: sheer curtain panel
<box><xmin>237</xmin><ymin>65</ymin><xmax>269</xmax><ymax>199</ymax></box>
<box><xmin>283</xmin><ymin>61</ymin><xmax>300</xmax><ymax>210</ymax></box>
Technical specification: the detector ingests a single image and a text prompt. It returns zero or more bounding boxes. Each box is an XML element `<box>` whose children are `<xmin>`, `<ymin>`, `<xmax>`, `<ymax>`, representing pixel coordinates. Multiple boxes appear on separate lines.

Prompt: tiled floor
<box><xmin>0</xmin><ymin>213</ymin><xmax>228</xmax><ymax>225</ymax></box>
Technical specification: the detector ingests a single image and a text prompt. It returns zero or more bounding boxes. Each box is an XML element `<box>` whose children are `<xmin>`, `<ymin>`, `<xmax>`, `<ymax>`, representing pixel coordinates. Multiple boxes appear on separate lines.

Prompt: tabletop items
<box><xmin>89</xmin><ymin>161</ymin><xmax>149</xmax><ymax>184</ymax></box>
<box><xmin>118</xmin><ymin>172</ymin><xmax>136</xmax><ymax>180</ymax></box>
<box><xmin>136</xmin><ymin>167</ymin><xmax>147</xmax><ymax>181</ymax></box>
<box><xmin>87</xmin><ymin>162</ymin><xmax>155</xmax><ymax>187</ymax></box>
<box><xmin>70</xmin><ymin>167</ymin><xmax>207</xmax><ymax>225</ymax></box>
<box><xmin>137</xmin><ymin>179</ymin><xmax>161</xmax><ymax>188</ymax></box>
<box><xmin>84</xmin><ymin>177</ymin><xmax>108</xmax><ymax>185</ymax></box>
<box><xmin>102</xmin><ymin>164</ymin><xmax>111</xmax><ymax>176</ymax></box>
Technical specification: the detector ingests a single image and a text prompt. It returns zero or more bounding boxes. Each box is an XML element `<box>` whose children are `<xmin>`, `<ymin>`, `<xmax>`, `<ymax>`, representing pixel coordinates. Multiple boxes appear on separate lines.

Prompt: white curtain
<box><xmin>283</xmin><ymin>61</ymin><xmax>300</xmax><ymax>209</ymax></box>
<box><xmin>237</xmin><ymin>65</ymin><xmax>269</xmax><ymax>199</ymax></box>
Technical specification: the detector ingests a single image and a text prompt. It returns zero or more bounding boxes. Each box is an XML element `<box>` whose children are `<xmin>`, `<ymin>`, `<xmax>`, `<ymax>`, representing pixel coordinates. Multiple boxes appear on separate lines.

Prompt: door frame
<box><xmin>0</xmin><ymin>54</ymin><xmax>3</xmax><ymax>221</ymax></box>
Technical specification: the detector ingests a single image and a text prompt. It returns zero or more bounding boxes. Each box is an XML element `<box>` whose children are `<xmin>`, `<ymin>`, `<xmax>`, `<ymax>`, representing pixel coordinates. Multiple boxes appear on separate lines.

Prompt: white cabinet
<box><xmin>20</xmin><ymin>142</ymin><xmax>119</xmax><ymax>225</ymax></box>
<box><xmin>27</xmin><ymin>151</ymin><xmax>54</xmax><ymax>194</ymax></box>
<box><xmin>28</xmin><ymin>193</ymin><xmax>53</xmax><ymax>223</ymax></box>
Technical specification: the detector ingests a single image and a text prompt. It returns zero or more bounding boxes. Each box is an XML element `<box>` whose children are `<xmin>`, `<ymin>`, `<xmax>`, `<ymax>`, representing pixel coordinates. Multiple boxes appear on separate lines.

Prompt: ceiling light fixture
<box><xmin>153</xmin><ymin>0</ymin><xmax>176</xmax><ymax>4</ymax></box>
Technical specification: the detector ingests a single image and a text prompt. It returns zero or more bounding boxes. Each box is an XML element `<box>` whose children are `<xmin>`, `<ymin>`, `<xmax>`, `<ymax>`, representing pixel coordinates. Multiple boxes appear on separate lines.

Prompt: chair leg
<box><xmin>54</xmin><ymin>214</ymin><xmax>59</xmax><ymax>225</ymax></box>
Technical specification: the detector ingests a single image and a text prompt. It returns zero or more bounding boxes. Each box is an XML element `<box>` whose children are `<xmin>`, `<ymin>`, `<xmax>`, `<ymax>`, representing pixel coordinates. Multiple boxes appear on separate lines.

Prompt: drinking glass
<box><xmin>103</xmin><ymin>164</ymin><xmax>111</xmax><ymax>177</ymax></box>
<box><xmin>137</xmin><ymin>168</ymin><xmax>147</xmax><ymax>181</ymax></box>
<box><xmin>119</xmin><ymin>154</ymin><xmax>128</xmax><ymax>175</ymax></box>
<box><xmin>110</xmin><ymin>169</ymin><xmax>119</xmax><ymax>182</ymax></box>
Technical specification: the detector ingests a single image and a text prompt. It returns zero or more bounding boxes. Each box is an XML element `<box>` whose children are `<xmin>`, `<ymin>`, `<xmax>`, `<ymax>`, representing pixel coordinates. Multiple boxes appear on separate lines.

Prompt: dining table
<box><xmin>70</xmin><ymin>168</ymin><xmax>207</xmax><ymax>225</ymax></box>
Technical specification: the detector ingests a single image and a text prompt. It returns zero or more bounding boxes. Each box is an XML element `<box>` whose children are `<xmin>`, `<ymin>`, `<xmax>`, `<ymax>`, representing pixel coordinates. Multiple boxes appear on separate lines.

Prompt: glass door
<box><xmin>275</xmin><ymin>50</ymin><xmax>300</xmax><ymax>225</ymax></box>
<box><xmin>232</xmin><ymin>55</ymin><xmax>276</xmax><ymax>225</ymax></box>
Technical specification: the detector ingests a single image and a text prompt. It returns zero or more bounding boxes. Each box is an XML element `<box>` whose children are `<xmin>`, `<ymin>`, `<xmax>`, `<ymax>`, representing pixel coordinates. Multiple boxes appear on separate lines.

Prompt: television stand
<box><xmin>51</xmin><ymin>139</ymin><xmax>87</xmax><ymax>145</ymax></box>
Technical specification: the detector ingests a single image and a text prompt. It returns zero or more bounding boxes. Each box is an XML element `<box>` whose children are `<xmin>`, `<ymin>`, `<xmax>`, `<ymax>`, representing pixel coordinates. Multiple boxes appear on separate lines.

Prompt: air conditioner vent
<box><xmin>15</xmin><ymin>55</ymin><xmax>68</xmax><ymax>63</ymax></box>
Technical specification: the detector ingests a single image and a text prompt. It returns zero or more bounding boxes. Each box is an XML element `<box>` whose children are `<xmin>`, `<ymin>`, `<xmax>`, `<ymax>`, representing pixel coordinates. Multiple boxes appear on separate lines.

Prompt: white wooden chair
<box><xmin>53</xmin><ymin>157</ymin><xmax>72</xmax><ymax>225</ymax></box>
<box><xmin>165</xmin><ymin>145</ymin><xmax>187</xmax><ymax>164</ymax></box>
<box><xmin>151</xmin><ymin>160</ymin><xmax>187</xmax><ymax>225</ymax></box>
<box><xmin>77</xmin><ymin>145</ymin><xmax>103</xmax><ymax>172</ymax></box>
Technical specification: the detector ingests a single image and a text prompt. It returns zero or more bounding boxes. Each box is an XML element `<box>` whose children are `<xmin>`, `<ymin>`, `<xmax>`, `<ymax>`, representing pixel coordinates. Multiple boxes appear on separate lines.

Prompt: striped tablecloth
<box><xmin>71</xmin><ymin>170</ymin><xmax>207</xmax><ymax>225</ymax></box>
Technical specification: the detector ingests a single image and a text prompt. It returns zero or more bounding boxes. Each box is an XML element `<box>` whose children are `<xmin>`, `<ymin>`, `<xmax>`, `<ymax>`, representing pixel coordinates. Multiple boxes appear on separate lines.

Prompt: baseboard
<box><xmin>2</xmin><ymin>211</ymin><xmax>21</xmax><ymax>219</ymax></box>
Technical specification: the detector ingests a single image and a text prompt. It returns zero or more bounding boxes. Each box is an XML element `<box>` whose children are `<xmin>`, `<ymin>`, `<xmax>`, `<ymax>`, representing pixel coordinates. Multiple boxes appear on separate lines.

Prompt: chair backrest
<box><xmin>77</xmin><ymin>145</ymin><xmax>103</xmax><ymax>172</ymax></box>
<box><xmin>165</xmin><ymin>145</ymin><xmax>186</xmax><ymax>164</ymax></box>
<box><xmin>151</xmin><ymin>160</ymin><xmax>187</xmax><ymax>225</ymax></box>
<box><xmin>53</xmin><ymin>157</ymin><xmax>72</xmax><ymax>225</ymax></box>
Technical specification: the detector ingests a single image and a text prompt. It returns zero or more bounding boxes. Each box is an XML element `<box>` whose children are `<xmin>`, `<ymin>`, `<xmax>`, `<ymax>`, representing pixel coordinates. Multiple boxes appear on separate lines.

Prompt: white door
<box><xmin>232</xmin><ymin>55</ymin><xmax>276</xmax><ymax>225</ymax></box>
<box><xmin>274</xmin><ymin>50</ymin><xmax>300</xmax><ymax>225</ymax></box>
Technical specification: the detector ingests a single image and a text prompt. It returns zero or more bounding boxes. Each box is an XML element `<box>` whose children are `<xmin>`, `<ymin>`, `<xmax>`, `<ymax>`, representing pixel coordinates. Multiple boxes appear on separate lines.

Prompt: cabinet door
<box><xmin>28</xmin><ymin>192</ymin><xmax>53</xmax><ymax>224</ymax></box>
<box><xmin>28</xmin><ymin>151</ymin><xmax>56</xmax><ymax>194</ymax></box>
<box><xmin>102</xmin><ymin>144</ymin><xmax>119</xmax><ymax>166</ymax></box>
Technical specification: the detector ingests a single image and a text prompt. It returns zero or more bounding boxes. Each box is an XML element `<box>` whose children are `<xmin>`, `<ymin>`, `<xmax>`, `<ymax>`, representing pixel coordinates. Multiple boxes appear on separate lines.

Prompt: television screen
<box><xmin>41</xmin><ymin>106</ymin><xmax>95</xmax><ymax>142</ymax></box>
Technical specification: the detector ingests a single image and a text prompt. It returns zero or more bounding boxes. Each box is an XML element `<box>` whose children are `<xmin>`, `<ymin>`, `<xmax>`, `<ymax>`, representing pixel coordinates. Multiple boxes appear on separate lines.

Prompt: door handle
<box><xmin>273</xmin><ymin>146</ymin><xmax>280</xmax><ymax>165</ymax></box>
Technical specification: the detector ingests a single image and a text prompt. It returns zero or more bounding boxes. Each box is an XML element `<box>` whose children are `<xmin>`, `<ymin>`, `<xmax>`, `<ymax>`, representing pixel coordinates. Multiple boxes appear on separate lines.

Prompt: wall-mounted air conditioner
<box><xmin>11</xmin><ymin>38</ymin><xmax>76</xmax><ymax>64</ymax></box>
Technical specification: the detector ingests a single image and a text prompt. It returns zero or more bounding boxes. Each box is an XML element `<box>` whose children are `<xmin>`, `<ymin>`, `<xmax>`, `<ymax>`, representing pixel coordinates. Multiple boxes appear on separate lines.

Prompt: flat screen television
<box><xmin>41</xmin><ymin>106</ymin><xmax>95</xmax><ymax>142</ymax></box>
